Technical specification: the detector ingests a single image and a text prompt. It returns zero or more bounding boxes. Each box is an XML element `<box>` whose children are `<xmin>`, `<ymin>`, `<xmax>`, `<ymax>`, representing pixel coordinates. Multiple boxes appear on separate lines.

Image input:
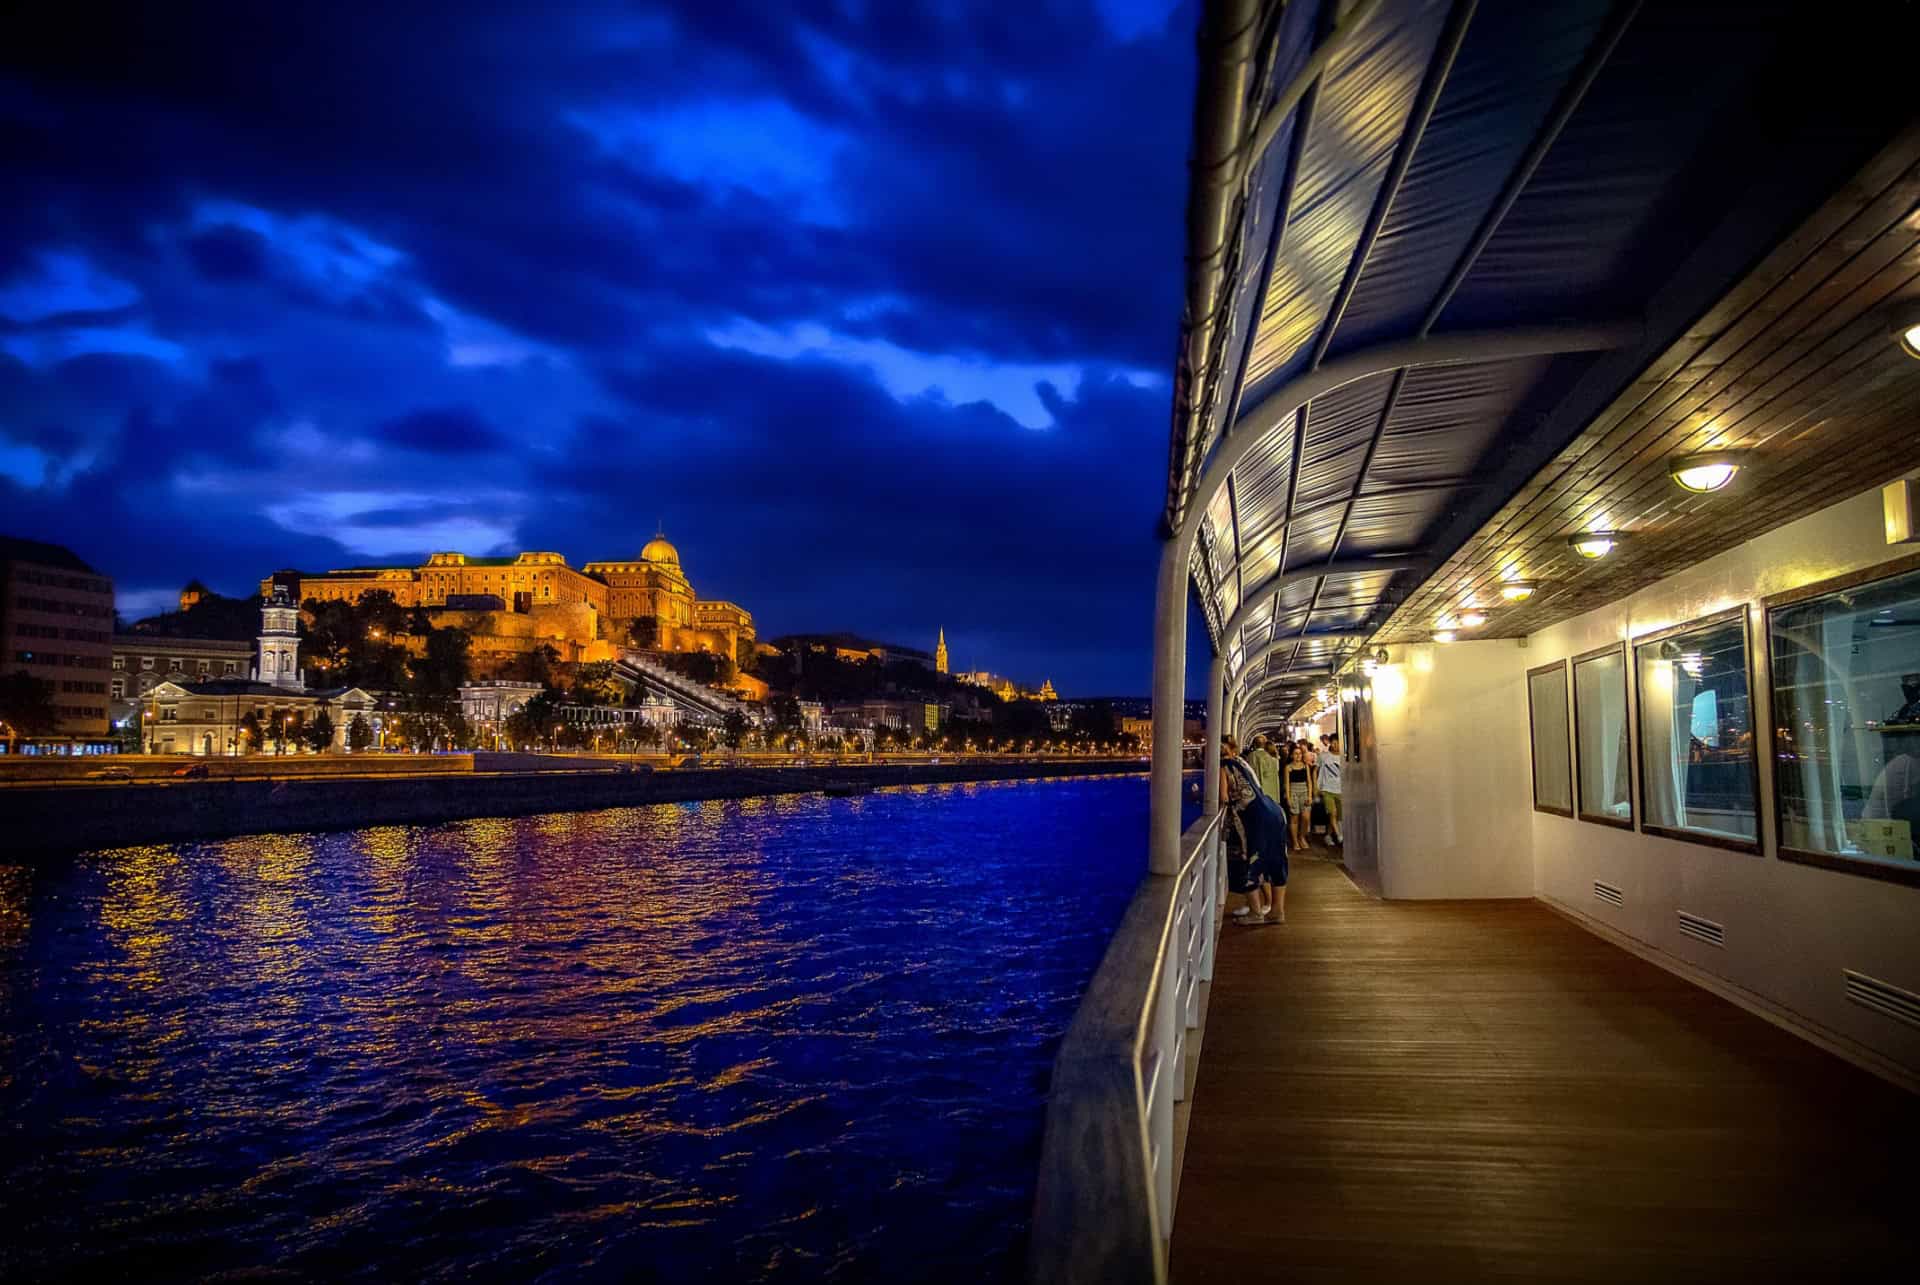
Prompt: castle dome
<box><xmin>640</xmin><ymin>534</ymin><xmax>681</xmax><ymax>566</ymax></box>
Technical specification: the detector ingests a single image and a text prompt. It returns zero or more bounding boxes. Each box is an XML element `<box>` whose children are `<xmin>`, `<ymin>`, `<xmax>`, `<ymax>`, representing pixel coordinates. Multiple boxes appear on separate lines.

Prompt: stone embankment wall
<box><xmin>0</xmin><ymin>754</ymin><xmax>475</xmax><ymax>784</ymax></box>
<box><xmin>0</xmin><ymin>759</ymin><xmax>1148</xmax><ymax>858</ymax></box>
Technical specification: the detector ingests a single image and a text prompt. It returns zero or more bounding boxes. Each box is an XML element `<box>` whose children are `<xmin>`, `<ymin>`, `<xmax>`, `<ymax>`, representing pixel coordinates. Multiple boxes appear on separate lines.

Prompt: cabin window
<box><xmin>1633</xmin><ymin>608</ymin><xmax>1758</xmax><ymax>852</ymax></box>
<box><xmin>1767</xmin><ymin>557</ymin><xmax>1920</xmax><ymax>883</ymax></box>
<box><xmin>1527</xmin><ymin>661</ymin><xmax>1572</xmax><ymax>816</ymax></box>
<box><xmin>1573</xmin><ymin>644</ymin><xmax>1633</xmax><ymax>828</ymax></box>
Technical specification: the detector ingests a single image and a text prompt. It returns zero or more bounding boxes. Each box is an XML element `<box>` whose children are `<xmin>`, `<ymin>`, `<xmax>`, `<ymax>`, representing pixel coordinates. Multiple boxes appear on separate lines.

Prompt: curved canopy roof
<box><xmin>1167</xmin><ymin>0</ymin><xmax>1920</xmax><ymax>724</ymax></box>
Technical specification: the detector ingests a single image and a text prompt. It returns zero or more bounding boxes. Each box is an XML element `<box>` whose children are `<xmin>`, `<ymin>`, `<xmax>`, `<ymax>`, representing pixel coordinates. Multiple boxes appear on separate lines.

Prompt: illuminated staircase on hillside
<box><xmin>611</xmin><ymin>650</ymin><xmax>746</xmax><ymax>724</ymax></box>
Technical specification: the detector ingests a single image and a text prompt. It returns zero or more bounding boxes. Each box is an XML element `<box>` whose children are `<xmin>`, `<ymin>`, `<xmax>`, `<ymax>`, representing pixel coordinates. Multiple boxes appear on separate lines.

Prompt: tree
<box><xmin>721</xmin><ymin>709</ymin><xmax>749</xmax><ymax>749</ymax></box>
<box><xmin>626</xmin><ymin>616</ymin><xmax>659</xmax><ymax>650</ymax></box>
<box><xmin>0</xmin><ymin>670</ymin><xmax>59</xmax><ymax>742</ymax></box>
<box><xmin>411</xmin><ymin>627</ymin><xmax>472</xmax><ymax>696</ymax></box>
<box><xmin>300</xmin><ymin>599</ymin><xmax>359</xmax><ymax>677</ymax></box>
<box><xmin>771</xmin><ymin>693</ymin><xmax>803</xmax><ymax>734</ymax></box>
<box><xmin>572</xmin><ymin>661</ymin><xmax>624</xmax><ymax>707</ymax></box>
<box><xmin>305</xmin><ymin>710</ymin><xmax>336</xmax><ymax>752</ymax></box>
<box><xmin>125</xmin><ymin>592</ymin><xmax>261</xmax><ymax>641</ymax></box>
<box><xmin>239</xmin><ymin>710</ymin><xmax>264</xmax><ymax>754</ymax></box>
<box><xmin>673</xmin><ymin>720</ymin><xmax>715</xmax><ymax>753</ymax></box>
<box><xmin>256</xmin><ymin>708</ymin><xmax>303</xmax><ymax>754</ymax></box>
<box><xmin>505</xmin><ymin>686</ymin><xmax>563</xmax><ymax>749</ymax></box>
<box><xmin>655</xmin><ymin>649</ymin><xmax>733</xmax><ymax>687</ymax></box>
<box><xmin>348</xmin><ymin>713</ymin><xmax>374</xmax><ymax>752</ymax></box>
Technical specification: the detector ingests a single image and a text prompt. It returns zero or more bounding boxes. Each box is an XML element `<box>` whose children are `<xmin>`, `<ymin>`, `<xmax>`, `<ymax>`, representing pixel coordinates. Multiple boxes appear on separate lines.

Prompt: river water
<box><xmin>0</xmin><ymin>774</ymin><xmax>1152</xmax><ymax>1282</ymax></box>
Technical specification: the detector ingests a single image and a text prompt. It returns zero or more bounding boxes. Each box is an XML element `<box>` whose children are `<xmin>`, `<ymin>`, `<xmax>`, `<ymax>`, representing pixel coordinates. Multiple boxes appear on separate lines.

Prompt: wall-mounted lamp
<box><xmin>1499</xmin><ymin>580</ymin><xmax>1538</xmax><ymax>602</ymax></box>
<box><xmin>1568</xmin><ymin>531</ymin><xmax>1621</xmax><ymax>559</ymax></box>
<box><xmin>1668</xmin><ymin>451</ymin><xmax>1747</xmax><ymax>493</ymax></box>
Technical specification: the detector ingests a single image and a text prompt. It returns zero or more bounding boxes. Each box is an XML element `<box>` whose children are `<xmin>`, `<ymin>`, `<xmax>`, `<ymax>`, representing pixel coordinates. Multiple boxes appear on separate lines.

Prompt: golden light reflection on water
<box><xmin>0</xmin><ymin>864</ymin><xmax>29</xmax><ymax>956</ymax></box>
<box><xmin>96</xmin><ymin>845</ymin><xmax>191</xmax><ymax>995</ymax></box>
<box><xmin>4</xmin><ymin>775</ymin><xmax>1151</xmax><ymax>1281</ymax></box>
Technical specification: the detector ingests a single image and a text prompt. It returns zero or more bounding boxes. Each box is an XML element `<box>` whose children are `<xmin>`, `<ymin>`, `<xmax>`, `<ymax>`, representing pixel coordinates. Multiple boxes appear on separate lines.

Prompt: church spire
<box><xmin>935</xmin><ymin>627</ymin><xmax>949</xmax><ymax>675</ymax></box>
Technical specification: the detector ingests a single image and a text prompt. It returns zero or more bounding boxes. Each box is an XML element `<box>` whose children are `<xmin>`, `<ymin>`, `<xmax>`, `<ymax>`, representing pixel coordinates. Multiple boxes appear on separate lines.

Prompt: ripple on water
<box><xmin>0</xmin><ymin>774</ymin><xmax>1151</xmax><ymax>1282</ymax></box>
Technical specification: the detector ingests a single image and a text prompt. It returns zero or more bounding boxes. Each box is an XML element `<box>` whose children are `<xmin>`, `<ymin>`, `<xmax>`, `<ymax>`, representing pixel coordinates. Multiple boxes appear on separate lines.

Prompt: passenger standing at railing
<box><xmin>1222</xmin><ymin>735</ymin><xmax>1289</xmax><ymax>925</ymax></box>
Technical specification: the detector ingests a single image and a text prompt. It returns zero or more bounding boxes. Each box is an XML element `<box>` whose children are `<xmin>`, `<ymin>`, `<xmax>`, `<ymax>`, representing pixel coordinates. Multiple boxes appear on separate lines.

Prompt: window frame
<box><xmin>1630</xmin><ymin>605</ymin><xmax>1762</xmax><ymax>855</ymax></box>
<box><xmin>1571</xmin><ymin>641</ymin><xmax>1636</xmax><ymax>830</ymax></box>
<box><xmin>1762</xmin><ymin>550</ymin><xmax>1920</xmax><ymax>888</ymax></box>
<box><xmin>1526</xmin><ymin>658</ymin><xmax>1573</xmax><ymax>818</ymax></box>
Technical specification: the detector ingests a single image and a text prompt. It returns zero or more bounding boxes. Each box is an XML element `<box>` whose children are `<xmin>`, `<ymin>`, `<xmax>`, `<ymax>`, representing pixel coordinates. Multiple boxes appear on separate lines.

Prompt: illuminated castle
<box><xmin>262</xmin><ymin>531</ymin><xmax>753</xmax><ymax>662</ymax></box>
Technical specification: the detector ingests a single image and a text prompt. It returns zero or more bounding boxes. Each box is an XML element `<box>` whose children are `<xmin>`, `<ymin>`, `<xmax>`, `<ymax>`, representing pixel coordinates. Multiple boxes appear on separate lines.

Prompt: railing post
<box><xmin>1199</xmin><ymin>823</ymin><xmax>1219</xmax><ymax>982</ymax></box>
<box><xmin>1152</xmin><ymin>950</ymin><xmax>1177</xmax><ymax>1236</ymax></box>
<box><xmin>1148</xmin><ymin>534</ymin><xmax>1189</xmax><ymax>876</ymax></box>
<box><xmin>1203</xmin><ymin>652</ymin><xmax>1224</xmax><ymax>816</ymax></box>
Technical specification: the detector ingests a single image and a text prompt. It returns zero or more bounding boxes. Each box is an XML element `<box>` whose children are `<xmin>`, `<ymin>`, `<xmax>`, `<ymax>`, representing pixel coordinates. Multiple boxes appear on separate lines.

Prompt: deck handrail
<box><xmin>1028</xmin><ymin>809</ymin><xmax>1223</xmax><ymax>1284</ymax></box>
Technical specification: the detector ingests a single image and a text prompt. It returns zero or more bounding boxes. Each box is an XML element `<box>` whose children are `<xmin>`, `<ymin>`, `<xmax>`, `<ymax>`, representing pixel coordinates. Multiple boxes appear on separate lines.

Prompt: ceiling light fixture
<box><xmin>1432</xmin><ymin>629</ymin><xmax>1458</xmax><ymax>643</ymax></box>
<box><xmin>1456</xmin><ymin>609</ymin><xmax>1488</xmax><ymax>628</ymax></box>
<box><xmin>1499</xmin><ymin>580</ymin><xmax>1538</xmax><ymax>602</ymax></box>
<box><xmin>1569</xmin><ymin>531</ymin><xmax>1621</xmax><ymax>559</ymax></box>
<box><xmin>1668</xmin><ymin>451</ymin><xmax>1747</xmax><ymax>493</ymax></box>
<box><xmin>1893</xmin><ymin>301</ymin><xmax>1920</xmax><ymax>359</ymax></box>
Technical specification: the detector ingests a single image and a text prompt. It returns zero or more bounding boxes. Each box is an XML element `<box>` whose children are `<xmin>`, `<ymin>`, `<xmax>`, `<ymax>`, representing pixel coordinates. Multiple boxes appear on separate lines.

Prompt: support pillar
<box><xmin>1148</xmin><ymin>535</ymin><xmax>1189</xmax><ymax>876</ymax></box>
<box><xmin>1203</xmin><ymin>652</ymin><xmax>1224</xmax><ymax>816</ymax></box>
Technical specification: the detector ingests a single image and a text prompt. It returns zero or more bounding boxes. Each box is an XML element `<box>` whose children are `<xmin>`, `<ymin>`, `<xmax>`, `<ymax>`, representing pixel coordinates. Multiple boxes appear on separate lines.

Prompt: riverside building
<box><xmin>0</xmin><ymin>535</ymin><xmax>115</xmax><ymax>751</ymax></box>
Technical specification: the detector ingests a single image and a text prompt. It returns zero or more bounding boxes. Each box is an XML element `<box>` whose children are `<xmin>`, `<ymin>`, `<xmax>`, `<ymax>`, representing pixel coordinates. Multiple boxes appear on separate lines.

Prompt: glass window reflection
<box><xmin>1770</xmin><ymin>563</ymin><xmax>1920</xmax><ymax>875</ymax></box>
<box><xmin>1528</xmin><ymin>663</ymin><xmax>1572</xmax><ymax>815</ymax></box>
<box><xmin>1634</xmin><ymin>611</ymin><xmax>1757</xmax><ymax>847</ymax></box>
<box><xmin>1574</xmin><ymin>647</ymin><xmax>1633</xmax><ymax>826</ymax></box>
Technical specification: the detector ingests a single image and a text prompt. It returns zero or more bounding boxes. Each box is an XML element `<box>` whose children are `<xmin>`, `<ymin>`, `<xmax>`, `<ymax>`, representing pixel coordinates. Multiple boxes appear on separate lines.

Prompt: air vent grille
<box><xmin>1592</xmin><ymin>880</ymin><xmax>1624</xmax><ymax>908</ymax></box>
<box><xmin>1676</xmin><ymin>910</ymin><xmax>1725</xmax><ymax>948</ymax></box>
<box><xmin>1843</xmin><ymin>970</ymin><xmax>1920</xmax><ymax>1031</ymax></box>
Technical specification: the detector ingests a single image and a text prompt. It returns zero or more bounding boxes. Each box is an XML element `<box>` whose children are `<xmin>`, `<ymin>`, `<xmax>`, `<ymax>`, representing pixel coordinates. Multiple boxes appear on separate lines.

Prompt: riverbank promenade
<box><xmin>1171</xmin><ymin>858</ymin><xmax>1920</xmax><ymax>1282</ymax></box>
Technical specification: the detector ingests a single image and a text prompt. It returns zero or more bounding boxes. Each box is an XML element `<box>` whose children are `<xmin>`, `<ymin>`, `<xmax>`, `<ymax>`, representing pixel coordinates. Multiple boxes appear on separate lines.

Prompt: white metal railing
<box><xmin>1028</xmin><ymin>809</ymin><xmax>1224</xmax><ymax>1284</ymax></box>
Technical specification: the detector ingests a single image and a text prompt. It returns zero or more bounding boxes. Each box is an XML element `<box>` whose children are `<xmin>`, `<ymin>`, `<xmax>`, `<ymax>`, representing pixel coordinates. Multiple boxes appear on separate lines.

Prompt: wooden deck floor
<box><xmin>1170</xmin><ymin>857</ymin><xmax>1920</xmax><ymax>1283</ymax></box>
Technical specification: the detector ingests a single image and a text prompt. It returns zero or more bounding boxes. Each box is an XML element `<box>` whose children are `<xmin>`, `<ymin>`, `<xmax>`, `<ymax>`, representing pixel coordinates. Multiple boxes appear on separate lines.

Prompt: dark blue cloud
<box><xmin>372</xmin><ymin>407</ymin><xmax>505</xmax><ymax>455</ymax></box>
<box><xmin>0</xmin><ymin>0</ymin><xmax>1197</xmax><ymax>693</ymax></box>
<box><xmin>183</xmin><ymin>224</ymin><xmax>269</xmax><ymax>282</ymax></box>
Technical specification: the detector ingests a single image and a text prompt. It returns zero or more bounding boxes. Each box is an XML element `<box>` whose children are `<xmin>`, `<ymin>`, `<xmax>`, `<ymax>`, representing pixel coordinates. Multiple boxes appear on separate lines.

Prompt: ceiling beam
<box><xmin>1184</xmin><ymin>323</ymin><xmax>1641</xmax><ymax>542</ymax></box>
<box><xmin>1171</xmin><ymin>0</ymin><xmax>1389</xmax><ymax>532</ymax></box>
<box><xmin>1219</xmin><ymin>553</ymin><xmax>1421</xmax><ymax>649</ymax></box>
<box><xmin>1234</xmin><ymin>633</ymin><xmax>1370</xmax><ymax>686</ymax></box>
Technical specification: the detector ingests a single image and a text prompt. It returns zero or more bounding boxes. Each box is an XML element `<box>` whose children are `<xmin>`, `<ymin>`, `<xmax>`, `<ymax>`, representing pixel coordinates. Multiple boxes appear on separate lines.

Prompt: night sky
<box><xmin>1</xmin><ymin>1</ymin><xmax>1200</xmax><ymax>696</ymax></box>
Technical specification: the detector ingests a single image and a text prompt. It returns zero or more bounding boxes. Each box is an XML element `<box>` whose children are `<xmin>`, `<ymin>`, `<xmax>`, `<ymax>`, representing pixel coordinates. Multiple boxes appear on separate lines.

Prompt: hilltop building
<box><xmin>956</xmin><ymin>669</ymin><xmax>1058</xmax><ymax>703</ymax></box>
<box><xmin>262</xmin><ymin>531</ymin><xmax>754</xmax><ymax>665</ymax></box>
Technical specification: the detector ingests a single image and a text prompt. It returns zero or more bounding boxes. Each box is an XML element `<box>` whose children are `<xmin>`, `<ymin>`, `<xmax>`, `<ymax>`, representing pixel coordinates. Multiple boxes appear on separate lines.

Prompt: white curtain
<box><xmin>1640</xmin><ymin>659</ymin><xmax>1692</xmax><ymax>829</ymax></box>
<box><xmin>1785</xmin><ymin>616</ymin><xmax>1852</xmax><ymax>851</ymax></box>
